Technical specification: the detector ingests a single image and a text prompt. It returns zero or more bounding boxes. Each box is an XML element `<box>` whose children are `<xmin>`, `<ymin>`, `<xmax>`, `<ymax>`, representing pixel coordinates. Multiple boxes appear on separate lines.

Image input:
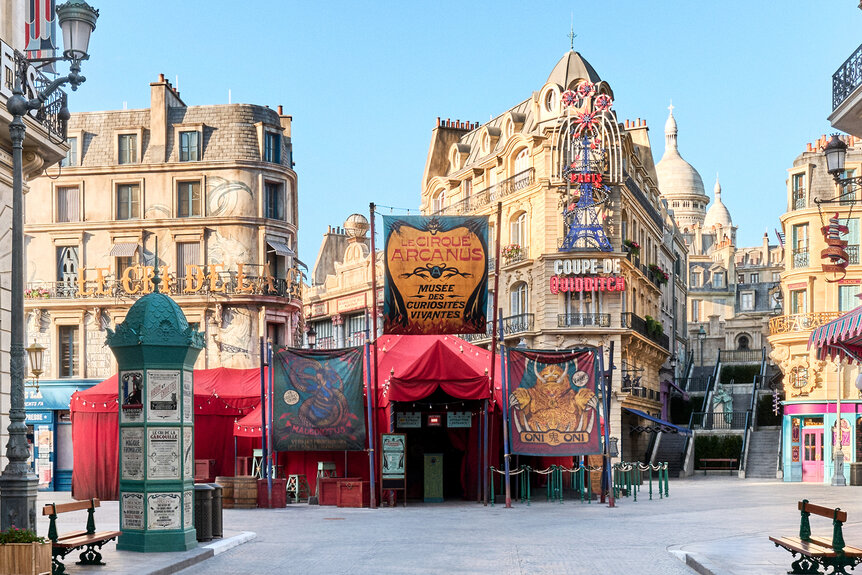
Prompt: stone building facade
<box><xmin>23</xmin><ymin>75</ymin><xmax>302</xmax><ymax>489</ymax></box>
<box><xmin>419</xmin><ymin>50</ymin><xmax>689</xmax><ymax>462</ymax></box>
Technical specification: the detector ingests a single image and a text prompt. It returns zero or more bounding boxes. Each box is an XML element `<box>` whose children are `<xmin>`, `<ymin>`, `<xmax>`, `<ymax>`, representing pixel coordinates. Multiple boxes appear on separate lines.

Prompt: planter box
<box><xmin>336</xmin><ymin>480</ymin><xmax>370</xmax><ymax>508</ymax></box>
<box><xmin>320</xmin><ymin>477</ymin><xmax>359</xmax><ymax>506</ymax></box>
<box><xmin>257</xmin><ymin>478</ymin><xmax>287</xmax><ymax>508</ymax></box>
<box><xmin>0</xmin><ymin>542</ymin><xmax>51</xmax><ymax>575</ymax></box>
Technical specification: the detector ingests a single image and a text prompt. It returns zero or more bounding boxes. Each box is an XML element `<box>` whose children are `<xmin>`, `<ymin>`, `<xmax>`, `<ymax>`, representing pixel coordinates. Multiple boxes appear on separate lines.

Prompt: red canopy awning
<box><xmin>809</xmin><ymin>305</ymin><xmax>862</xmax><ymax>363</ymax></box>
<box><xmin>374</xmin><ymin>335</ymin><xmax>499</xmax><ymax>406</ymax></box>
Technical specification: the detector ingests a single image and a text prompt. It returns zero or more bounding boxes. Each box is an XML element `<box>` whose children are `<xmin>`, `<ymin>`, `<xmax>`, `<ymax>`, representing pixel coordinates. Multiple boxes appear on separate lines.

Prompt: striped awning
<box><xmin>266</xmin><ymin>239</ymin><xmax>295</xmax><ymax>258</ymax></box>
<box><xmin>808</xmin><ymin>305</ymin><xmax>862</xmax><ymax>363</ymax></box>
<box><xmin>109</xmin><ymin>242</ymin><xmax>138</xmax><ymax>257</ymax></box>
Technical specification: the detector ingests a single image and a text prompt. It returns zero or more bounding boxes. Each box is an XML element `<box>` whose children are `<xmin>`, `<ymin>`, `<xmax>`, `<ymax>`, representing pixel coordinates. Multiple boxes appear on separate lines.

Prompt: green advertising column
<box><xmin>107</xmin><ymin>288</ymin><xmax>203</xmax><ymax>552</ymax></box>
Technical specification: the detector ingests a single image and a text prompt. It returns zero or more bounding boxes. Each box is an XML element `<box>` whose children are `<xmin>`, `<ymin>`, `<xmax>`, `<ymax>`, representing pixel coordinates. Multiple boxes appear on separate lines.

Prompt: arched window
<box><xmin>506</xmin><ymin>120</ymin><xmax>514</xmax><ymax>139</ymax></box>
<box><xmin>482</xmin><ymin>132</ymin><xmax>490</xmax><ymax>154</ymax></box>
<box><xmin>510</xmin><ymin>281</ymin><xmax>528</xmax><ymax>316</ymax></box>
<box><xmin>545</xmin><ymin>89</ymin><xmax>557</xmax><ymax>113</ymax></box>
<box><xmin>432</xmin><ymin>189</ymin><xmax>445</xmax><ymax>213</ymax></box>
<box><xmin>451</xmin><ymin>149</ymin><xmax>460</xmax><ymax>171</ymax></box>
<box><xmin>510</xmin><ymin>211</ymin><xmax>527</xmax><ymax>249</ymax></box>
<box><xmin>736</xmin><ymin>334</ymin><xmax>750</xmax><ymax>350</ymax></box>
<box><xmin>514</xmin><ymin>148</ymin><xmax>529</xmax><ymax>175</ymax></box>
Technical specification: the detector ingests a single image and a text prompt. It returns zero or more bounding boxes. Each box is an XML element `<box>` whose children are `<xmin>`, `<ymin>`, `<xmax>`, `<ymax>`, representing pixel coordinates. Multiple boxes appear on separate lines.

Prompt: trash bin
<box><xmin>194</xmin><ymin>483</ymin><xmax>214</xmax><ymax>542</ymax></box>
<box><xmin>208</xmin><ymin>482</ymin><xmax>223</xmax><ymax>538</ymax></box>
<box><xmin>850</xmin><ymin>462</ymin><xmax>862</xmax><ymax>486</ymax></box>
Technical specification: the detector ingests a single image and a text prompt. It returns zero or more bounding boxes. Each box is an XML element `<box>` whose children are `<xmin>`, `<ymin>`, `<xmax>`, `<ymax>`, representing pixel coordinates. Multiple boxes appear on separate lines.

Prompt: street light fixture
<box><xmin>306</xmin><ymin>325</ymin><xmax>317</xmax><ymax>349</ymax></box>
<box><xmin>1</xmin><ymin>0</ymin><xmax>99</xmax><ymax>531</ymax></box>
<box><xmin>25</xmin><ymin>341</ymin><xmax>45</xmax><ymax>392</ymax></box>
<box><xmin>697</xmin><ymin>325</ymin><xmax>706</xmax><ymax>373</ymax></box>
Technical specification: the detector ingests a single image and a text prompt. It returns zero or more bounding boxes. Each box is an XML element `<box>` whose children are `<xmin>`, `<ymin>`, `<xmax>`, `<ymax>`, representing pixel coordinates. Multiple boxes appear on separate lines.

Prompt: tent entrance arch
<box><xmin>391</xmin><ymin>389</ymin><xmax>484</xmax><ymax>501</ymax></box>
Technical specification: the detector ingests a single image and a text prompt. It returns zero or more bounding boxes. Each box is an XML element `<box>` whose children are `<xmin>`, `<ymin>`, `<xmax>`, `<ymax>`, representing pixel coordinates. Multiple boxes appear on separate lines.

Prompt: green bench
<box><xmin>43</xmin><ymin>498</ymin><xmax>121</xmax><ymax>575</ymax></box>
<box><xmin>770</xmin><ymin>500</ymin><xmax>862</xmax><ymax>575</ymax></box>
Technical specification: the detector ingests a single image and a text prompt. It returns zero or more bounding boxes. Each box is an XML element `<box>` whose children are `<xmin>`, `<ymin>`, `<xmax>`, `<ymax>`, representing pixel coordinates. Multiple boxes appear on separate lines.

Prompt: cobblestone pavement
<box><xmin>35</xmin><ymin>477</ymin><xmax>862</xmax><ymax>575</ymax></box>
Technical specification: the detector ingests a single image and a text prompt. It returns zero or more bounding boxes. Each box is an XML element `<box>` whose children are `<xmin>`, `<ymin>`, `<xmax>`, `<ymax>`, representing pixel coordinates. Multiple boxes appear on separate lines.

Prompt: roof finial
<box><xmin>152</xmin><ymin>235</ymin><xmax>162</xmax><ymax>291</ymax></box>
<box><xmin>668</xmin><ymin>100</ymin><xmax>674</xmax><ymax>115</ymax></box>
<box><xmin>568</xmin><ymin>13</ymin><xmax>576</xmax><ymax>51</ymax></box>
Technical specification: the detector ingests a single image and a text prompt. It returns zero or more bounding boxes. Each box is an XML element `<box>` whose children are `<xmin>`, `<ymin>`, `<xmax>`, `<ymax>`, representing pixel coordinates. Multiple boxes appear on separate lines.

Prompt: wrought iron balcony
<box><xmin>833</xmin><ymin>42</ymin><xmax>862</xmax><ymax>111</ymax></box>
<box><xmin>460</xmin><ymin>313</ymin><xmax>535</xmax><ymax>343</ymax></box>
<box><xmin>9</xmin><ymin>51</ymin><xmax>68</xmax><ymax>141</ymax></box>
<box><xmin>432</xmin><ymin>168</ymin><xmax>535</xmax><ymax>216</ymax></box>
<box><xmin>791</xmin><ymin>248</ymin><xmax>809</xmax><ymax>269</ymax></box>
<box><xmin>769</xmin><ymin>311</ymin><xmax>844</xmax><ymax>336</ymax></box>
<box><xmin>557</xmin><ymin>313</ymin><xmax>611</xmax><ymax>328</ymax></box>
<box><xmin>503</xmin><ymin>246</ymin><xmax>528</xmax><ymax>266</ymax></box>
<box><xmin>792</xmin><ymin>190</ymin><xmax>806</xmax><ymax>210</ymax></box>
<box><xmin>620</xmin><ymin>312</ymin><xmax>669</xmax><ymax>350</ymax></box>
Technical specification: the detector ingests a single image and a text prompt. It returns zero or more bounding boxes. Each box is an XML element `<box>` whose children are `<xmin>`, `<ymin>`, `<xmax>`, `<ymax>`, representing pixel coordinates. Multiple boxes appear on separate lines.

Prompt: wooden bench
<box><xmin>43</xmin><ymin>498</ymin><xmax>121</xmax><ymax>575</ymax></box>
<box><xmin>698</xmin><ymin>458</ymin><xmax>737</xmax><ymax>475</ymax></box>
<box><xmin>770</xmin><ymin>500</ymin><xmax>862</xmax><ymax>575</ymax></box>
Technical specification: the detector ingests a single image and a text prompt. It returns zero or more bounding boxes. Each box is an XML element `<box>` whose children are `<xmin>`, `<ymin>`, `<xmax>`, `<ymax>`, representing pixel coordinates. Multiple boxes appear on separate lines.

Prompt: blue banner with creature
<box><xmin>272</xmin><ymin>347</ymin><xmax>366</xmax><ymax>451</ymax></box>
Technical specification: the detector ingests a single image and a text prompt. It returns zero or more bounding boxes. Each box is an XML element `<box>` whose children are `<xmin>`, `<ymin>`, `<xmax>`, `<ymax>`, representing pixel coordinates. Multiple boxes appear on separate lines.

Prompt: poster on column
<box><xmin>121</xmin><ymin>428</ymin><xmax>145</xmax><ymax>480</ymax></box>
<box><xmin>147</xmin><ymin>428</ymin><xmax>180</xmax><ymax>479</ymax></box>
<box><xmin>121</xmin><ymin>492</ymin><xmax>144</xmax><ymax>530</ymax></box>
<box><xmin>147</xmin><ymin>492</ymin><xmax>181</xmax><ymax>530</ymax></box>
<box><xmin>383</xmin><ymin>215</ymin><xmax>489</xmax><ymax>335</ymax></box>
<box><xmin>147</xmin><ymin>370</ymin><xmax>180</xmax><ymax>422</ymax></box>
<box><xmin>272</xmin><ymin>347</ymin><xmax>366</xmax><ymax>451</ymax></box>
<box><xmin>506</xmin><ymin>348</ymin><xmax>601</xmax><ymax>456</ymax></box>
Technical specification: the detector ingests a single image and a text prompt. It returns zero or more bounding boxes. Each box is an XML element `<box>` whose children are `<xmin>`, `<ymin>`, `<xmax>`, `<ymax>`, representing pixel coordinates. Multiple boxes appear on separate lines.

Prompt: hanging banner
<box><xmin>383</xmin><ymin>215</ymin><xmax>489</xmax><ymax>335</ymax></box>
<box><xmin>272</xmin><ymin>347</ymin><xmax>366</xmax><ymax>451</ymax></box>
<box><xmin>507</xmin><ymin>349</ymin><xmax>601</xmax><ymax>456</ymax></box>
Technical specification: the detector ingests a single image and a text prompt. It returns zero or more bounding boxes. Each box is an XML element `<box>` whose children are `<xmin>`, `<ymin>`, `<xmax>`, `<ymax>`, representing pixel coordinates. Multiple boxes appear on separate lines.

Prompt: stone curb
<box><xmin>670</xmin><ymin>549</ymin><xmax>720</xmax><ymax>575</ymax></box>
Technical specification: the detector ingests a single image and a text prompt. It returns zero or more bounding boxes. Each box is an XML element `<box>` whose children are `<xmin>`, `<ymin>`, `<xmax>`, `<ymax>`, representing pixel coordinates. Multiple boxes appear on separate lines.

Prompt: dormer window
<box><xmin>265</xmin><ymin>131</ymin><xmax>281</xmax><ymax>163</ymax></box>
<box><xmin>482</xmin><ymin>132</ymin><xmax>490</xmax><ymax>154</ymax></box>
<box><xmin>179</xmin><ymin>131</ymin><xmax>200</xmax><ymax>162</ymax></box>
<box><xmin>545</xmin><ymin>90</ymin><xmax>557</xmax><ymax>112</ymax></box>
<box><xmin>118</xmin><ymin>134</ymin><xmax>137</xmax><ymax>165</ymax></box>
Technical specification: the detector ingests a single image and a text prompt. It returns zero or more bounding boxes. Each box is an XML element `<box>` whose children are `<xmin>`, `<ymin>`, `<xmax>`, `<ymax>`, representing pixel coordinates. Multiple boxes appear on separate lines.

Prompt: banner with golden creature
<box><xmin>272</xmin><ymin>347</ymin><xmax>365</xmax><ymax>451</ymax></box>
<box><xmin>383</xmin><ymin>215</ymin><xmax>489</xmax><ymax>334</ymax></box>
<box><xmin>507</xmin><ymin>349</ymin><xmax>602</xmax><ymax>456</ymax></box>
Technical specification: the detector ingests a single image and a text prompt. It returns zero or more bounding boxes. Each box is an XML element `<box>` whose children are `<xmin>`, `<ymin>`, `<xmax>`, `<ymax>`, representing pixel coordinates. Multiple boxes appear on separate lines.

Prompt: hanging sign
<box><xmin>506</xmin><ymin>348</ymin><xmax>601</xmax><ymax>456</ymax></box>
<box><xmin>447</xmin><ymin>411</ymin><xmax>472</xmax><ymax>428</ymax></box>
<box><xmin>383</xmin><ymin>215</ymin><xmax>489</xmax><ymax>335</ymax></box>
<box><xmin>396</xmin><ymin>412</ymin><xmax>422</xmax><ymax>428</ymax></box>
<box><xmin>272</xmin><ymin>347</ymin><xmax>366</xmax><ymax>451</ymax></box>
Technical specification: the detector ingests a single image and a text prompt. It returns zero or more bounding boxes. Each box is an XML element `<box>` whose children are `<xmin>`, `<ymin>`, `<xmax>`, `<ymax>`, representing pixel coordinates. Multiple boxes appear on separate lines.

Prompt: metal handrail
<box><xmin>432</xmin><ymin>168</ymin><xmax>535</xmax><ymax>216</ymax></box>
<box><xmin>558</xmin><ymin>313</ymin><xmax>611</xmax><ymax>328</ymax></box>
<box><xmin>689</xmin><ymin>409</ymin><xmax>751</xmax><ymax>431</ymax></box>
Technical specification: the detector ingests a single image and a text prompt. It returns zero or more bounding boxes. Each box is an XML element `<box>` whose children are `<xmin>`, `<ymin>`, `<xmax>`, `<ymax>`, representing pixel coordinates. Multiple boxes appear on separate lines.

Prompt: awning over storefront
<box><xmin>108</xmin><ymin>242</ymin><xmax>138</xmax><ymax>257</ymax></box>
<box><xmin>808</xmin><ymin>305</ymin><xmax>862</xmax><ymax>363</ymax></box>
<box><xmin>622</xmin><ymin>407</ymin><xmax>691</xmax><ymax>435</ymax></box>
<box><xmin>266</xmin><ymin>239</ymin><xmax>295</xmax><ymax>258</ymax></box>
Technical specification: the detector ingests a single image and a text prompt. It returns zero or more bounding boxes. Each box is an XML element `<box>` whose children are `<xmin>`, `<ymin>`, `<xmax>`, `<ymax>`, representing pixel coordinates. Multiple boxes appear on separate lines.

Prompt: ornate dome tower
<box><xmin>704</xmin><ymin>176</ymin><xmax>733</xmax><ymax>230</ymax></box>
<box><xmin>655</xmin><ymin>104</ymin><xmax>708</xmax><ymax>230</ymax></box>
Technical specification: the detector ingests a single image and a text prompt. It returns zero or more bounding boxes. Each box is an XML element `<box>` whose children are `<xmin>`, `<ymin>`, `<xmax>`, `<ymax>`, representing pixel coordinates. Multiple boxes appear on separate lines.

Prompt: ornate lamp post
<box><xmin>1</xmin><ymin>0</ymin><xmax>99</xmax><ymax>531</ymax></box>
<box><xmin>306</xmin><ymin>326</ymin><xmax>317</xmax><ymax>349</ymax></box>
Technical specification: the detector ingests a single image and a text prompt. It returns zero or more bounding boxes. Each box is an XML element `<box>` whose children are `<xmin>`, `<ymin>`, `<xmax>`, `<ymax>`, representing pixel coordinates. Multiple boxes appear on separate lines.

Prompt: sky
<box><xmin>68</xmin><ymin>1</ymin><xmax>861</xmax><ymax>265</ymax></box>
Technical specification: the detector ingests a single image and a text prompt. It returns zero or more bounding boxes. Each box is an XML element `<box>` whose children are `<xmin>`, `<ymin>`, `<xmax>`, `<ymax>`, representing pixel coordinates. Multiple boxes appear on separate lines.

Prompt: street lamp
<box><xmin>1</xmin><ymin>0</ymin><xmax>99</xmax><ymax>531</ymax></box>
<box><xmin>697</xmin><ymin>325</ymin><xmax>706</xmax><ymax>373</ymax></box>
<box><xmin>306</xmin><ymin>325</ymin><xmax>317</xmax><ymax>349</ymax></box>
<box><xmin>25</xmin><ymin>341</ymin><xmax>45</xmax><ymax>392</ymax></box>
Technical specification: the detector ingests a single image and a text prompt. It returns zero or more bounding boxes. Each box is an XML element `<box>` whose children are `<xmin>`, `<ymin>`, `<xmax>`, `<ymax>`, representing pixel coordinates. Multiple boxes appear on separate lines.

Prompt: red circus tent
<box><xmin>71</xmin><ymin>367</ymin><xmax>263</xmax><ymax>500</ymax></box>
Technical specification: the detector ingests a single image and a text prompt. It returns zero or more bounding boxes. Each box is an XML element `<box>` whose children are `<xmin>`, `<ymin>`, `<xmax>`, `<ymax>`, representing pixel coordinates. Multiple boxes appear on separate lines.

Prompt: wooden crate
<box><xmin>194</xmin><ymin>459</ymin><xmax>217</xmax><ymax>483</ymax></box>
<box><xmin>257</xmin><ymin>478</ymin><xmax>287</xmax><ymax>508</ymax></box>
<box><xmin>319</xmin><ymin>477</ymin><xmax>359</xmax><ymax>506</ymax></box>
<box><xmin>0</xmin><ymin>542</ymin><xmax>51</xmax><ymax>575</ymax></box>
<box><xmin>336</xmin><ymin>480</ymin><xmax>370</xmax><ymax>508</ymax></box>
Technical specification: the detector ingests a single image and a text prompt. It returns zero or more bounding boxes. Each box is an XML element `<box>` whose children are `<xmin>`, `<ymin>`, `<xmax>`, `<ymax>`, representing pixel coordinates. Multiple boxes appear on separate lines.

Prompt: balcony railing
<box><xmin>833</xmin><ymin>42</ymin><xmax>862</xmax><ymax>110</ymax></box>
<box><xmin>720</xmin><ymin>349</ymin><xmax>762</xmax><ymax>364</ymax></box>
<box><xmin>792</xmin><ymin>248</ymin><xmax>809</xmax><ymax>269</ymax></box>
<box><xmin>690</xmin><ymin>410</ymin><xmax>751</xmax><ymax>431</ymax></box>
<box><xmin>8</xmin><ymin>51</ymin><xmax>68</xmax><ymax>141</ymax></box>
<box><xmin>621</xmin><ymin>312</ymin><xmax>669</xmax><ymax>350</ymax></box>
<box><xmin>849</xmin><ymin>244</ymin><xmax>860</xmax><ymax>265</ymax></box>
<box><xmin>503</xmin><ymin>247</ymin><xmax>528</xmax><ymax>266</ymax></box>
<box><xmin>25</xmin><ymin>275</ymin><xmax>303</xmax><ymax>300</ymax></box>
<box><xmin>769</xmin><ymin>311</ymin><xmax>844</xmax><ymax>335</ymax></box>
<box><xmin>557</xmin><ymin>313</ymin><xmax>611</xmax><ymax>328</ymax></box>
<box><xmin>346</xmin><ymin>332</ymin><xmax>366</xmax><ymax>347</ymax></box>
<box><xmin>460</xmin><ymin>313</ymin><xmax>535</xmax><ymax>343</ymax></box>
<box><xmin>792</xmin><ymin>190</ymin><xmax>806</xmax><ymax>210</ymax></box>
<box><xmin>316</xmin><ymin>336</ymin><xmax>337</xmax><ymax>350</ymax></box>
<box><xmin>432</xmin><ymin>168</ymin><xmax>535</xmax><ymax>216</ymax></box>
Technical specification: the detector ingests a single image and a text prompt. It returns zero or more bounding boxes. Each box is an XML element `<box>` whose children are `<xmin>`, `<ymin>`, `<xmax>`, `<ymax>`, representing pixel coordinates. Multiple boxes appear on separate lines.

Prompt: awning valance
<box><xmin>266</xmin><ymin>240</ymin><xmax>295</xmax><ymax>258</ymax></box>
<box><xmin>109</xmin><ymin>242</ymin><xmax>138</xmax><ymax>257</ymax></box>
<box><xmin>622</xmin><ymin>407</ymin><xmax>691</xmax><ymax>435</ymax></box>
<box><xmin>808</xmin><ymin>305</ymin><xmax>862</xmax><ymax>363</ymax></box>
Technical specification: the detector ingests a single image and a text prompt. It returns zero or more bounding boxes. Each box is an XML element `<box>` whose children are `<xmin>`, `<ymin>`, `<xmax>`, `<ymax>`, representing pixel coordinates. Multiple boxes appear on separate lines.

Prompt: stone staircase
<box><xmin>654</xmin><ymin>432</ymin><xmax>688</xmax><ymax>477</ymax></box>
<box><xmin>744</xmin><ymin>427</ymin><xmax>780</xmax><ymax>478</ymax></box>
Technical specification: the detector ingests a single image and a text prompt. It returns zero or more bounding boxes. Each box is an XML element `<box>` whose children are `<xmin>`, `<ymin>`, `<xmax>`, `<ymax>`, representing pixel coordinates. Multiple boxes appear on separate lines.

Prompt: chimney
<box><xmin>277</xmin><ymin>105</ymin><xmax>283</xmax><ymax>115</ymax></box>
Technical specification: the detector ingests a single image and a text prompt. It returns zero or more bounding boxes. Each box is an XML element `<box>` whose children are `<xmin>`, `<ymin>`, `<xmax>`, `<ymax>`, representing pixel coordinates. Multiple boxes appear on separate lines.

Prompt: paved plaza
<box><xmin>34</xmin><ymin>477</ymin><xmax>862</xmax><ymax>575</ymax></box>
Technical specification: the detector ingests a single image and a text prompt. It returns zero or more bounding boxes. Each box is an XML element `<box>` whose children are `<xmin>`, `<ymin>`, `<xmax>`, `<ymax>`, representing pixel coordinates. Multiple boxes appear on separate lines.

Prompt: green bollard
<box><xmin>490</xmin><ymin>466</ymin><xmax>496</xmax><ymax>507</ymax></box>
<box><xmin>664</xmin><ymin>464</ymin><xmax>670</xmax><ymax>498</ymax></box>
<box><xmin>649</xmin><ymin>467</ymin><xmax>653</xmax><ymax>500</ymax></box>
<box><xmin>587</xmin><ymin>467</ymin><xmax>592</xmax><ymax>503</ymax></box>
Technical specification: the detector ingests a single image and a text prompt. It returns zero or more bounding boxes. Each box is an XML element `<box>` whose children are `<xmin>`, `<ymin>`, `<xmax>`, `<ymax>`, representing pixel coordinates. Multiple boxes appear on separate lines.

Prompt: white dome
<box><xmin>703</xmin><ymin>177</ymin><xmax>733</xmax><ymax>229</ymax></box>
<box><xmin>655</xmin><ymin>104</ymin><xmax>706</xmax><ymax>202</ymax></box>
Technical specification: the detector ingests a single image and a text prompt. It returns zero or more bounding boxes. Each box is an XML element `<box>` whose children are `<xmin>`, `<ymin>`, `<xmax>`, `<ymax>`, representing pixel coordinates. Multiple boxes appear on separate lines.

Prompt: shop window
<box><xmin>58</xmin><ymin>326</ymin><xmax>79</xmax><ymax>378</ymax></box>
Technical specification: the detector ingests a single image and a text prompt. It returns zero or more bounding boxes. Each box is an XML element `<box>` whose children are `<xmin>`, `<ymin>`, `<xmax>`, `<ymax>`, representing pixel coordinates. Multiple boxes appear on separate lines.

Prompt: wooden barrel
<box><xmin>233</xmin><ymin>476</ymin><xmax>258</xmax><ymax>508</ymax></box>
<box><xmin>215</xmin><ymin>476</ymin><xmax>235</xmax><ymax>509</ymax></box>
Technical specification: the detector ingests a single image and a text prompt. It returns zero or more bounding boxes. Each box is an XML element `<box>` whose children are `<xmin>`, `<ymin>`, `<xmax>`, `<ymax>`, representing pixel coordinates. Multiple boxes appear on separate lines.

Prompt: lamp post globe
<box><xmin>825</xmin><ymin>134</ymin><xmax>848</xmax><ymax>179</ymax></box>
<box><xmin>306</xmin><ymin>326</ymin><xmax>317</xmax><ymax>349</ymax></box>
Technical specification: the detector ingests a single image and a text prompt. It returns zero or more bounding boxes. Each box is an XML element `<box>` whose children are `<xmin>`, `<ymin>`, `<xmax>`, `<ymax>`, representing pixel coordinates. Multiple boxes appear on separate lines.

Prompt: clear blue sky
<box><xmin>70</xmin><ymin>1</ymin><xmax>859</xmax><ymax>264</ymax></box>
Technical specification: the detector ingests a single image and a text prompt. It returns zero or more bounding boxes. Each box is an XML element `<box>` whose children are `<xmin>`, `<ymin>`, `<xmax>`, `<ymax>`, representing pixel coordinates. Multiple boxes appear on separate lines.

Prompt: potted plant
<box><xmin>501</xmin><ymin>243</ymin><xmax>523</xmax><ymax>261</ymax></box>
<box><xmin>623</xmin><ymin>239</ymin><xmax>640</xmax><ymax>256</ymax></box>
<box><xmin>648</xmin><ymin>264</ymin><xmax>670</xmax><ymax>285</ymax></box>
<box><xmin>0</xmin><ymin>526</ymin><xmax>51</xmax><ymax>575</ymax></box>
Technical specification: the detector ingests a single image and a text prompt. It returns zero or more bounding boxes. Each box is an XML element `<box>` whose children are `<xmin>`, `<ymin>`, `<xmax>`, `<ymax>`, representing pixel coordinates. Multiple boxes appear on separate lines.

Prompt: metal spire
<box><xmin>568</xmin><ymin>14</ymin><xmax>577</xmax><ymax>50</ymax></box>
